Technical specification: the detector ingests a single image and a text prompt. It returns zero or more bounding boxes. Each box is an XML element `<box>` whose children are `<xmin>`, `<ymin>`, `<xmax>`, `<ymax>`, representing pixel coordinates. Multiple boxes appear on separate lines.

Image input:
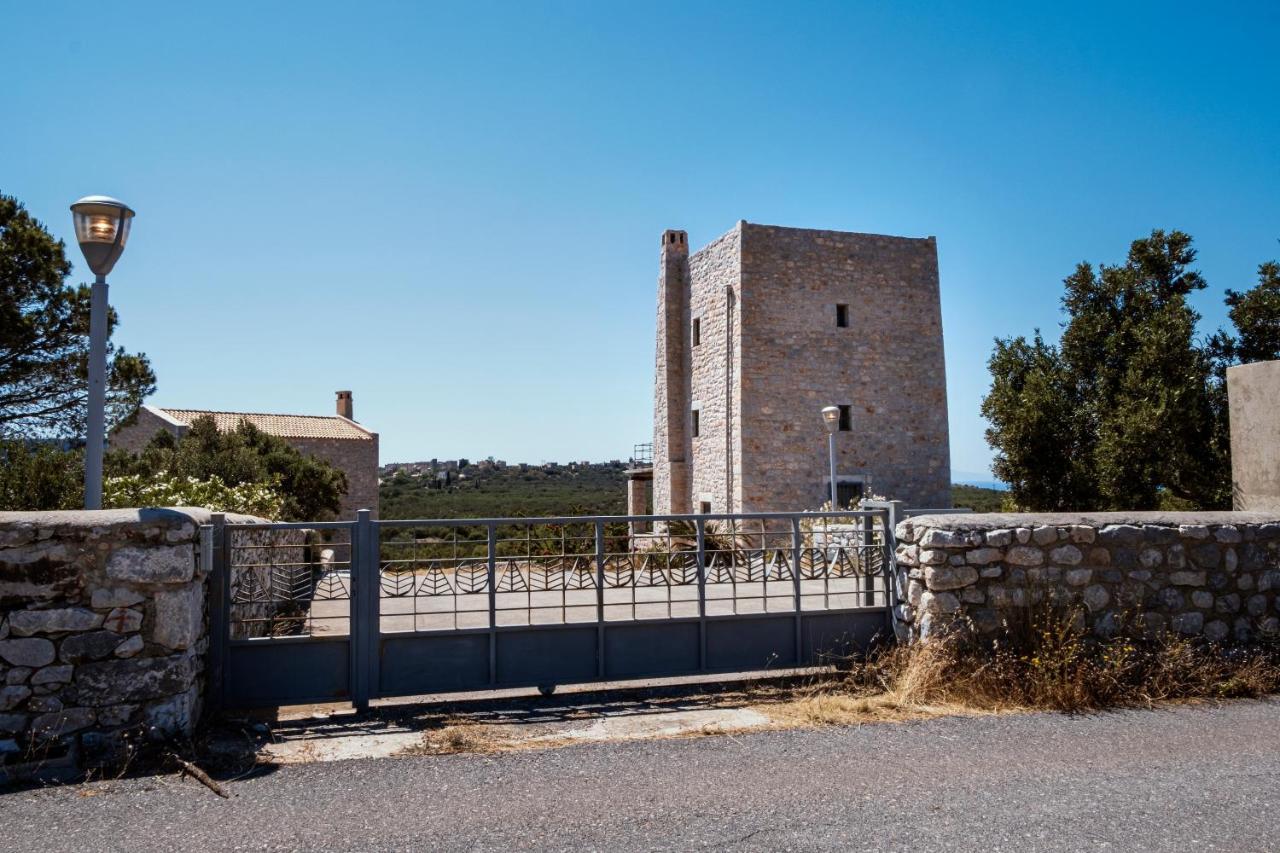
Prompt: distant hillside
<box><xmin>380</xmin><ymin>460</ymin><xmax>628</xmax><ymax>519</ymax></box>
<box><xmin>379</xmin><ymin>460</ymin><xmax>1009</xmax><ymax>519</ymax></box>
<box><xmin>951</xmin><ymin>483</ymin><xmax>1007</xmax><ymax>513</ymax></box>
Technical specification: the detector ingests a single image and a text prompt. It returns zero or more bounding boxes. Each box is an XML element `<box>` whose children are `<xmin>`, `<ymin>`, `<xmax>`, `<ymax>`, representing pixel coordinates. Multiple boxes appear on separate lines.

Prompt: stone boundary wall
<box><xmin>0</xmin><ymin>507</ymin><xmax>262</xmax><ymax>777</ymax></box>
<box><xmin>893</xmin><ymin>511</ymin><xmax>1280</xmax><ymax>642</ymax></box>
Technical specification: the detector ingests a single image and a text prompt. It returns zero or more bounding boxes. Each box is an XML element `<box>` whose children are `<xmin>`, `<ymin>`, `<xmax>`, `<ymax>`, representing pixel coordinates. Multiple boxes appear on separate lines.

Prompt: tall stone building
<box><xmin>636</xmin><ymin>221</ymin><xmax>951</xmax><ymax>515</ymax></box>
<box><xmin>110</xmin><ymin>391</ymin><xmax>379</xmax><ymax>519</ymax></box>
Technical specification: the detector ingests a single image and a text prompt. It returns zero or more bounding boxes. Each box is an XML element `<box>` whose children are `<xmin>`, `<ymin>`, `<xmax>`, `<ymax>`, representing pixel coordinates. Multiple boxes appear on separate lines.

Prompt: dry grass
<box><xmin>776</xmin><ymin>605</ymin><xmax>1280</xmax><ymax>726</ymax></box>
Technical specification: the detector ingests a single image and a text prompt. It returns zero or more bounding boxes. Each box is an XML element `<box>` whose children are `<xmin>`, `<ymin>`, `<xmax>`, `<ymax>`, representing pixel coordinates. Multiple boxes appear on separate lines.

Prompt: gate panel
<box><xmin>380</xmin><ymin>633</ymin><xmax>488</xmax><ymax>695</ymax></box>
<box><xmin>604</xmin><ymin>621</ymin><xmax>699</xmax><ymax>678</ymax></box>
<box><xmin>705</xmin><ymin>615</ymin><xmax>796</xmax><ymax>670</ymax></box>
<box><xmin>495</xmin><ymin>626</ymin><xmax>597</xmax><ymax>685</ymax></box>
<box><xmin>226</xmin><ymin>638</ymin><xmax>350</xmax><ymax>707</ymax></box>
<box><xmin>215</xmin><ymin>510</ymin><xmax>896</xmax><ymax>709</ymax></box>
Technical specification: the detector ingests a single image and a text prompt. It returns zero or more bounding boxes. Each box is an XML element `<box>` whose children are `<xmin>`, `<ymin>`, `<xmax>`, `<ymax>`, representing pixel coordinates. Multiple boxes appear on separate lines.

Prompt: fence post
<box><xmin>352</xmin><ymin>510</ymin><xmax>373</xmax><ymax>712</ymax></box>
<box><xmin>595</xmin><ymin>521</ymin><xmax>606</xmax><ymax>679</ymax></box>
<box><xmin>206</xmin><ymin>514</ymin><xmax>228</xmax><ymax>714</ymax></box>
<box><xmin>881</xmin><ymin>501</ymin><xmax>907</xmax><ymax>639</ymax></box>
<box><xmin>695</xmin><ymin>517</ymin><xmax>707</xmax><ymax>670</ymax></box>
<box><xmin>791</xmin><ymin>516</ymin><xmax>804</xmax><ymax>664</ymax></box>
<box><xmin>487</xmin><ymin>523</ymin><xmax>497</xmax><ymax>685</ymax></box>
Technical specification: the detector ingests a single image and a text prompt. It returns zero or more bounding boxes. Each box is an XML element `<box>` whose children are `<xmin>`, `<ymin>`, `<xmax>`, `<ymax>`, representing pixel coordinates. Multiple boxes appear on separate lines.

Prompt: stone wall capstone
<box><xmin>892</xmin><ymin>511</ymin><xmax>1280</xmax><ymax>642</ymax></box>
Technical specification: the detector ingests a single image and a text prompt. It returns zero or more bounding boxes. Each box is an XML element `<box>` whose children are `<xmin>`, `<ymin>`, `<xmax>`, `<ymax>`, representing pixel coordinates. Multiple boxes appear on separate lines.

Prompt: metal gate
<box><xmin>206</xmin><ymin>510</ymin><xmax>896</xmax><ymax>711</ymax></box>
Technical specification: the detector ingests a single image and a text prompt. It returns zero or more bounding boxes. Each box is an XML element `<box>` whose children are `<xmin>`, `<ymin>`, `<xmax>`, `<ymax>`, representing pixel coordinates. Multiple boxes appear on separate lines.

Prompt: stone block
<box><xmin>1178</xmin><ymin>524</ymin><xmax>1210</xmax><ymax>540</ymax></box>
<box><xmin>91</xmin><ymin>587</ymin><xmax>146</xmax><ymax>609</ymax></box>
<box><xmin>1139</xmin><ymin>548</ymin><xmax>1163</xmax><ymax>569</ymax></box>
<box><xmin>1191</xmin><ymin>544</ymin><xmax>1221</xmax><ymax>569</ymax></box>
<box><xmin>103</xmin><ymin>607</ymin><xmax>143</xmax><ymax>634</ymax></box>
<box><xmin>1082</xmin><ymin>585</ymin><xmax>1110</xmax><ymax>612</ymax></box>
<box><xmin>1005</xmin><ymin>545</ymin><xmax>1044</xmax><ymax>566</ymax></box>
<box><xmin>985</xmin><ymin>529</ymin><xmax>1013</xmax><ymax>547</ymax></box>
<box><xmin>30</xmin><ymin>664</ymin><xmax>73</xmax><ymax>686</ymax></box>
<box><xmin>918</xmin><ymin>548</ymin><xmax>948</xmax><ymax>566</ymax></box>
<box><xmin>1099</xmin><ymin>525</ymin><xmax>1142</xmax><ymax>546</ymax></box>
<box><xmin>965</xmin><ymin>547</ymin><xmax>1003</xmax><ymax>565</ymax></box>
<box><xmin>0</xmin><ymin>638</ymin><xmax>55</xmax><ymax>667</ymax></box>
<box><xmin>919</xmin><ymin>590</ymin><xmax>960</xmax><ymax>614</ymax></box>
<box><xmin>1191</xmin><ymin>590</ymin><xmax>1214</xmax><ymax>609</ymax></box>
<box><xmin>143</xmin><ymin>686</ymin><xmax>199</xmax><ymax>738</ymax></box>
<box><xmin>0</xmin><ymin>713</ymin><xmax>27</xmax><ymax>733</ymax></box>
<box><xmin>1172</xmin><ymin>612</ymin><xmax>1204</xmax><ymax>635</ymax></box>
<box><xmin>60</xmin><ymin>631</ymin><xmax>125</xmax><ymax>663</ymax></box>
<box><xmin>1048</xmin><ymin>544</ymin><xmax>1083</xmax><ymax>566</ymax></box>
<box><xmin>0</xmin><ymin>685</ymin><xmax>31</xmax><ymax>711</ymax></box>
<box><xmin>68</xmin><ymin>654</ymin><xmax>196</xmax><ymax>706</ymax></box>
<box><xmin>1169</xmin><ymin>571</ymin><xmax>1207</xmax><ymax>587</ymax></box>
<box><xmin>9</xmin><ymin>607</ymin><xmax>103</xmax><ymax>636</ymax></box>
<box><xmin>114</xmin><ymin>635</ymin><xmax>144</xmax><ymax>658</ymax></box>
<box><xmin>1204</xmin><ymin>620</ymin><xmax>1230</xmax><ymax>642</ymax></box>
<box><xmin>1214</xmin><ymin>526</ymin><xmax>1242</xmax><ymax>543</ymax></box>
<box><xmin>1065</xmin><ymin>568</ymin><xmax>1092</xmax><ymax>587</ymax></box>
<box><xmin>1031</xmin><ymin>526</ymin><xmax>1059</xmax><ymax>545</ymax></box>
<box><xmin>30</xmin><ymin>707</ymin><xmax>95</xmax><ymax>739</ymax></box>
<box><xmin>920</xmin><ymin>529</ymin><xmax>966</xmax><ymax>548</ymax></box>
<box><xmin>5</xmin><ymin>667</ymin><xmax>31</xmax><ymax>685</ymax></box>
<box><xmin>152</xmin><ymin>584</ymin><xmax>203</xmax><ymax>650</ymax></box>
<box><xmin>97</xmin><ymin>704</ymin><xmax>137</xmax><ymax>727</ymax></box>
<box><xmin>1069</xmin><ymin>525</ymin><xmax>1096</xmax><ymax>544</ymax></box>
<box><xmin>105</xmin><ymin>544</ymin><xmax>194</xmax><ymax>584</ymax></box>
<box><xmin>924</xmin><ymin>565</ymin><xmax>979</xmax><ymax>591</ymax></box>
<box><xmin>979</xmin><ymin>566</ymin><xmax>1003</xmax><ymax>578</ymax></box>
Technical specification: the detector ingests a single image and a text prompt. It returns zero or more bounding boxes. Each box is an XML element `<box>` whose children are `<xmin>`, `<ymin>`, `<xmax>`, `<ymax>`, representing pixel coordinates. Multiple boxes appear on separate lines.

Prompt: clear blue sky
<box><xmin>4</xmin><ymin>1</ymin><xmax>1277</xmax><ymax>477</ymax></box>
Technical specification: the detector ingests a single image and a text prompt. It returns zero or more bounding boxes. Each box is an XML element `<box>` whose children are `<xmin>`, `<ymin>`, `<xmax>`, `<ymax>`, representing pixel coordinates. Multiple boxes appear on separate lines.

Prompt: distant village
<box><xmin>379</xmin><ymin>457</ymin><xmax>629</xmax><ymax>486</ymax></box>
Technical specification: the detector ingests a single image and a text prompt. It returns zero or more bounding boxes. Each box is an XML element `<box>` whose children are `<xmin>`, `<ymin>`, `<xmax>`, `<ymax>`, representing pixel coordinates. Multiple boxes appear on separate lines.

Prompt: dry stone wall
<box><xmin>0</xmin><ymin>507</ymin><xmax>263</xmax><ymax>776</ymax></box>
<box><xmin>892</xmin><ymin>511</ymin><xmax>1280</xmax><ymax>642</ymax></box>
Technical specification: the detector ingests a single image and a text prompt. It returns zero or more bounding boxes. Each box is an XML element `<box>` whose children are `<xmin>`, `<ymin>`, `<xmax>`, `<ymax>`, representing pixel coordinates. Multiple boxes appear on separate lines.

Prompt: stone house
<box><xmin>110</xmin><ymin>391</ymin><xmax>379</xmax><ymax>519</ymax></box>
<box><xmin>631</xmin><ymin>221</ymin><xmax>951</xmax><ymax>516</ymax></box>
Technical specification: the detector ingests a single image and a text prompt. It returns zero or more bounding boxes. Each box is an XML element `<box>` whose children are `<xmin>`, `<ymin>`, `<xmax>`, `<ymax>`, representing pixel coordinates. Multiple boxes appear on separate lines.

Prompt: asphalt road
<box><xmin>3</xmin><ymin>699</ymin><xmax>1278</xmax><ymax>852</ymax></box>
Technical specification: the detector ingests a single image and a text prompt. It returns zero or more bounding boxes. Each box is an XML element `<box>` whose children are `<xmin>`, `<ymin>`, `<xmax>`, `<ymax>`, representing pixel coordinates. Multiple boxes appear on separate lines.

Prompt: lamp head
<box><xmin>821</xmin><ymin>405</ymin><xmax>841</xmax><ymax>434</ymax></box>
<box><xmin>70</xmin><ymin>195</ymin><xmax>135</xmax><ymax>277</ymax></box>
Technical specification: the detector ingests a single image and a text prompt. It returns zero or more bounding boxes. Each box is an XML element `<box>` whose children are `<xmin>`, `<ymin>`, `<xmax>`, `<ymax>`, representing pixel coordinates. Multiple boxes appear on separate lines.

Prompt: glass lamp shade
<box><xmin>821</xmin><ymin>406</ymin><xmax>841</xmax><ymax>433</ymax></box>
<box><xmin>70</xmin><ymin>196</ymin><xmax>135</xmax><ymax>277</ymax></box>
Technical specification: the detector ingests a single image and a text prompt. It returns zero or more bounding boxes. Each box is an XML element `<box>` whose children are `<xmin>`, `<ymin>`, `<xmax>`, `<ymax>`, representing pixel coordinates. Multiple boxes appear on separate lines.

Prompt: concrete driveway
<box><xmin>2</xmin><ymin>698</ymin><xmax>1277</xmax><ymax>851</ymax></box>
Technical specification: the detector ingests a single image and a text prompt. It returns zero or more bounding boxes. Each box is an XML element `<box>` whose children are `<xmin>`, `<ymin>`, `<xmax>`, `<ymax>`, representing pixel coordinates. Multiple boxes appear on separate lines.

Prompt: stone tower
<box><xmin>648</xmin><ymin>221</ymin><xmax>951</xmax><ymax>514</ymax></box>
<box><xmin>653</xmin><ymin>229</ymin><xmax>691</xmax><ymax>515</ymax></box>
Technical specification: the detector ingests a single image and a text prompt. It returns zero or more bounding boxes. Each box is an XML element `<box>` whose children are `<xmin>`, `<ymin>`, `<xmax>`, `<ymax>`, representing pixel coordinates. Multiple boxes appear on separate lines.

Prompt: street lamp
<box><xmin>70</xmin><ymin>195</ymin><xmax>135</xmax><ymax>510</ymax></box>
<box><xmin>821</xmin><ymin>406</ymin><xmax>840</xmax><ymax>511</ymax></box>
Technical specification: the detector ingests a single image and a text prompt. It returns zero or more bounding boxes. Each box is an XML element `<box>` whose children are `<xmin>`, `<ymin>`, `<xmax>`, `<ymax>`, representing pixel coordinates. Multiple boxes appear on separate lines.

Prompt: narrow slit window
<box><xmin>692</xmin><ymin>408</ymin><xmax>700</xmax><ymax>438</ymax></box>
<box><xmin>699</xmin><ymin>501</ymin><xmax>712</xmax><ymax>514</ymax></box>
<box><xmin>692</xmin><ymin>317</ymin><xmax>701</xmax><ymax>347</ymax></box>
<box><xmin>838</xmin><ymin>404</ymin><xmax>851</xmax><ymax>431</ymax></box>
<box><xmin>836</xmin><ymin>304</ymin><xmax>849</xmax><ymax>328</ymax></box>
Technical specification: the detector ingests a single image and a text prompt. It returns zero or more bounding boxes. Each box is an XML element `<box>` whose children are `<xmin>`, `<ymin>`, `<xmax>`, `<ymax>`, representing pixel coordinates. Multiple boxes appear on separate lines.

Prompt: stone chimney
<box><xmin>336</xmin><ymin>390</ymin><xmax>353</xmax><ymax>420</ymax></box>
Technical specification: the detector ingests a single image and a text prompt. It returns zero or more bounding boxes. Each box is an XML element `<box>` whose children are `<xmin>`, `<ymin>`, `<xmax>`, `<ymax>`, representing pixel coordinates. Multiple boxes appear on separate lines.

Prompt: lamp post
<box><xmin>821</xmin><ymin>406</ymin><xmax>840</xmax><ymax>510</ymax></box>
<box><xmin>69</xmin><ymin>196</ymin><xmax>135</xmax><ymax>510</ymax></box>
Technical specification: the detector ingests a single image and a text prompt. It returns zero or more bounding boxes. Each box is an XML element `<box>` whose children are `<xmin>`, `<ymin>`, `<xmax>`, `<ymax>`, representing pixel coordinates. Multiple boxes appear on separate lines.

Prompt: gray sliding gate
<box><xmin>206</xmin><ymin>510</ymin><xmax>896</xmax><ymax>711</ymax></box>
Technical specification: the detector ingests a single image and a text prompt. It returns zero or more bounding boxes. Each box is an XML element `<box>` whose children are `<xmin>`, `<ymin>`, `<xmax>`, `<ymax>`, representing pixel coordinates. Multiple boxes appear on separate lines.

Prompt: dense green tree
<box><xmin>983</xmin><ymin>231</ymin><xmax>1279</xmax><ymax>511</ymax></box>
<box><xmin>0</xmin><ymin>440</ymin><xmax>83</xmax><ymax>511</ymax></box>
<box><xmin>0</xmin><ymin>193</ymin><xmax>156</xmax><ymax>439</ymax></box>
<box><xmin>106</xmin><ymin>416</ymin><xmax>348</xmax><ymax>520</ymax></box>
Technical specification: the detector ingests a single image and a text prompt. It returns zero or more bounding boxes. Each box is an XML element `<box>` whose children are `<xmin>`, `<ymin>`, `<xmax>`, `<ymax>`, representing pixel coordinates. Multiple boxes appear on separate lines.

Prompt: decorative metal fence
<box><xmin>209</xmin><ymin>510</ymin><xmax>896</xmax><ymax>711</ymax></box>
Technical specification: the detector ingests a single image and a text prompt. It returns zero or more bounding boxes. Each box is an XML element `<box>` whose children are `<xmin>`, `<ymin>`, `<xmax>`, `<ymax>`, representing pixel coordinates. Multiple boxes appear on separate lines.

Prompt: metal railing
<box><xmin>221</xmin><ymin>510</ymin><xmax>892</xmax><ymax>641</ymax></box>
<box><xmin>630</xmin><ymin>443</ymin><xmax>653</xmax><ymax>466</ymax></box>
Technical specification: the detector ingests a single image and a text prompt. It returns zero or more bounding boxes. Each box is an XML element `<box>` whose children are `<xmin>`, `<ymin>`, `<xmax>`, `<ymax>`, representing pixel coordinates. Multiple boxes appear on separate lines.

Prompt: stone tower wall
<box><xmin>652</xmin><ymin>230</ymin><xmax>690</xmax><ymax>515</ymax></box>
<box><xmin>687</xmin><ymin>225</ymin><xmax>743</xmax><ymax>513</ymax></box>
<box><xmin>737</xmin><ymin>224</ymin><xmax>950</xmax><ymax>510</ymax></box>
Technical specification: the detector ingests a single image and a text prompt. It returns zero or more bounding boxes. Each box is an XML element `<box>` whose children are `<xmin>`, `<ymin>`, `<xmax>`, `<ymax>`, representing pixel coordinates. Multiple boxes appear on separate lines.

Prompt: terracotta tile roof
<box><xmin>154</xmin><ymin>408</ymin><xmax>374</xmax><ymax>440</ymax></box>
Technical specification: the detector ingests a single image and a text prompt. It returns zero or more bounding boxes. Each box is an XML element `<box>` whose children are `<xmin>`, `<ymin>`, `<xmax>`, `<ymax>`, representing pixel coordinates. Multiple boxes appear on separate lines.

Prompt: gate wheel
<box><xmin>537</xmin><ymin>684</ymin><xmax>556</xmax><ymax>697</ymax></box>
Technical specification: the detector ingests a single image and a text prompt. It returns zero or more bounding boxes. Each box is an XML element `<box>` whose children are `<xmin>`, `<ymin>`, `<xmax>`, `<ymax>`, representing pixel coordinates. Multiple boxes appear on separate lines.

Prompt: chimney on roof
<box><xmin>336</xmin><ymin>390</ymin><xmax>353</xmax><ymax>420</ymax></box>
